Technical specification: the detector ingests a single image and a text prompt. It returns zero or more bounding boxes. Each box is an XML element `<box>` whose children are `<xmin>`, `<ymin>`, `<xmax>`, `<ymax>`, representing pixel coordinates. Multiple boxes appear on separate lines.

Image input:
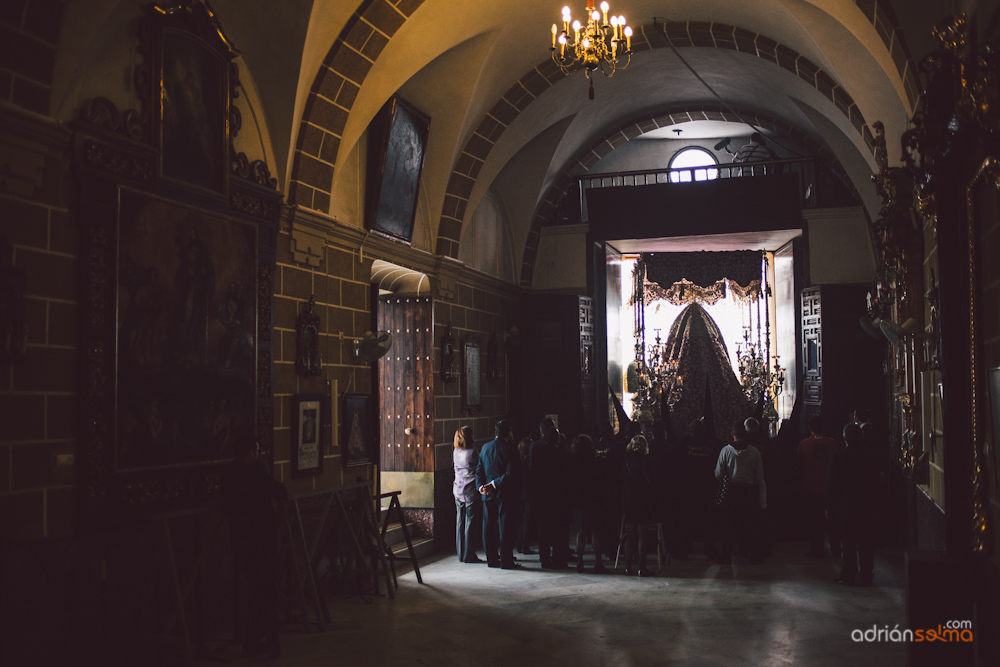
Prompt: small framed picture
<box><xmin>342</xmin><ymin>393</ymin><xmax>371</xmax><ymax>467</ymax></box>
<box><xmin>292</xmin><ymin>394</ymin><xmax>323</xmax><ymax>477</ymax></box>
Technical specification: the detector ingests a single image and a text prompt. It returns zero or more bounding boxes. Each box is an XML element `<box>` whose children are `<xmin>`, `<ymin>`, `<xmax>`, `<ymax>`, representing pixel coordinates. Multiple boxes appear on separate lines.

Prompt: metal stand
<box><xmin>614</xmin><ymin>515</ymin><xmax>669</xmax><ymax>571</ymax></box>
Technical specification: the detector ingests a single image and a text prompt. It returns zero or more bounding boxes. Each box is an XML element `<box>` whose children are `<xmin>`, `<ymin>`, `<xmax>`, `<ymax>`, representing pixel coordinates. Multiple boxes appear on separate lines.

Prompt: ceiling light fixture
<box><xmin>551</xmin><ymin>1</ymin><xmax>633</xmax><ymax>99</ymax></box>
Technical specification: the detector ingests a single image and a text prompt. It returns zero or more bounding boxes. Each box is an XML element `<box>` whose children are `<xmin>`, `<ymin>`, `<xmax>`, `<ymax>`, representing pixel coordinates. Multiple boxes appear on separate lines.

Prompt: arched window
<box><xmin>669</xmin><ymin>147</ymin><xmax>719</xmax><ymax>183</ymax></box>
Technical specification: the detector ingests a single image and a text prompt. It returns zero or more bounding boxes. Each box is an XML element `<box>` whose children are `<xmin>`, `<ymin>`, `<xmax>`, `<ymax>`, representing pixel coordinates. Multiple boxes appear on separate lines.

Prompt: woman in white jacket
<box><xmin>715</xmin><ymin>420</ymin><xmax>767</xmax><ymax>564</ymax></box>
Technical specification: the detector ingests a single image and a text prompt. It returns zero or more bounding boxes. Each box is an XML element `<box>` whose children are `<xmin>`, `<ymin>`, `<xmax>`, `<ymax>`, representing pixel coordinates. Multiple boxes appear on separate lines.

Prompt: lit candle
<box><xmin>601</xmin><ymin>1</ymin><xmax>610</xmax><ymax>25</ymax></box>
<box><xmin>624</xmin><ymin>25</ymin><xmax>632</xmax><ymax>51</ymax></box>
<box><xmin>552</xmin><ymin>23</ymin><xmax>557</xmax><ymax>49</ymax></box>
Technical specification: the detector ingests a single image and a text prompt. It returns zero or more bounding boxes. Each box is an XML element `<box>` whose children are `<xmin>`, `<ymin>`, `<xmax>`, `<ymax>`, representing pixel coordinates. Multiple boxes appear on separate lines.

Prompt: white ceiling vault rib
<box><xmin>370</xmin><ymin>260</ymin><xmax>430</xmax><ymax>297</ymax></box>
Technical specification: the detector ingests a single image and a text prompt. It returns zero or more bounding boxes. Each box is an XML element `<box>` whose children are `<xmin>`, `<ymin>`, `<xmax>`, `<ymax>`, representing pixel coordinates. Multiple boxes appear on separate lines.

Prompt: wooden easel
<box><xmin>376</xmin><ymin>490</ymin><xmax>423</xmax><ymax>593</ymax></box>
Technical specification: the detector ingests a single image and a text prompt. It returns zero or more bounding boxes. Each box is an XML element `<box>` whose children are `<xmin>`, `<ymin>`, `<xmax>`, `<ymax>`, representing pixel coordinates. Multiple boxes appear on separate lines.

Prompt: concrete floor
<box><xmin>214</xmin><ymin>541</ymin><xmax>907</xmax><ymax>666</ymax></box>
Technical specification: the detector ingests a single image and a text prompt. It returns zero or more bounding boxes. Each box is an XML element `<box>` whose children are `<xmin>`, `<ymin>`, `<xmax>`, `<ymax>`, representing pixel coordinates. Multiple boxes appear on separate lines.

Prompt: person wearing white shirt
<box><xmin>715</xmin><ymin>420</ymin><xmax>767</xmax><ymax>564</ymax></box>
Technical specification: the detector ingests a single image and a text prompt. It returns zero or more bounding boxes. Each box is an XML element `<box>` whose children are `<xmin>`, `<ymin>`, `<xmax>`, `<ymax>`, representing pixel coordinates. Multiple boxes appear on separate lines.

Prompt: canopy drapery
<box><xmin>638</xmin><ymin>251</ymin><xmax>763</xmax><ymax>306</ymax></box>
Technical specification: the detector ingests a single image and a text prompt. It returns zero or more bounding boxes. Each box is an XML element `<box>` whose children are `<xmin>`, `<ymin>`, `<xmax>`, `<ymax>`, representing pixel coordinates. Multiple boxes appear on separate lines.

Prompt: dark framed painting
<box><xmin>365</xmin><ymin>97</ymin><xmax>430</xmax><ymax>244</ymax></box>
<box><xmin>463</xmin><ymin>336</ymin><xmax>481</xmax><ymax>413</ymax></box>
<box><xmin>115</xmin><ymin>188</ymin><xmax>257</xmax><ymax>471</ymax></box>
<box><xmin>292</xmin><ymin>393</ymin><xmax>323</xmax><ymax>477</ymax></box>
<box><xmin>343</xmin><ymin>393</ymin><xmax>371</xmax><ymax>467</ymax></box>
<box><xmin>158</xmin><ymin>29</ymin><xmax>230</xmax><ymax>193</ymax></box>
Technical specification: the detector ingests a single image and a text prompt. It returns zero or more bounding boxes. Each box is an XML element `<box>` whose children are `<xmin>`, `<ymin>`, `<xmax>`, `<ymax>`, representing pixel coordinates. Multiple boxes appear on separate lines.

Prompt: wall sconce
<box><xmin>441</xmin><ymin>323</ymin><xmax>458</xmax><ymax>382</ymax></box>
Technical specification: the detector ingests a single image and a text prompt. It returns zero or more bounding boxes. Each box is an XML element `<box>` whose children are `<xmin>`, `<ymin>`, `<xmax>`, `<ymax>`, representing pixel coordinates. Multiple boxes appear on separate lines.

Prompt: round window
<box><xmin>669</xmin><ymin>147</ymin><xmax>719</xmax><ymax>183</ymax></box>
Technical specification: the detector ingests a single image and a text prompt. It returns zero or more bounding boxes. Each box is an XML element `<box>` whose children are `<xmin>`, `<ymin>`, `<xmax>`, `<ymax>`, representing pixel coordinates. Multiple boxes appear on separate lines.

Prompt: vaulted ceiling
<box><xmin>51</xmin><ymin>0</ymin><xmax>948</xmax><ymax>282</ymax></box>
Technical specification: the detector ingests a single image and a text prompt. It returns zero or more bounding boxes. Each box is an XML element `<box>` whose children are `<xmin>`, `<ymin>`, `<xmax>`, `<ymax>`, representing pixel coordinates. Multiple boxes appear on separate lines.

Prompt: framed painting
<box><xmin>75</xmin><ymin>1</ymin><xmax>279</xmax><ymax>518</ymax></box>
<box><xmin>292</xmin><ymin>394</ymin><xmax>323</xmax><ymax>477</ymax></box>
<box><xmin>365</xmin><ymin>97</ymin><xmax>429</xmax><ymax>244</ymax></box>
<box><xmin>159</xmin><ymin>29</ymin><xmax>229</xmax><ymax>192</ymax></box>
<box><xmin>115</xmin><ymin>188</ymin><xmax>257</xmax><ymax>471</ymax></box>
<box><xmin>342</xmin><ymin>393</ymin><xmax>371</xmax><ymax>467</ymax></box>
<box><xmin>463</xmin><ymin>336</ymin><xmax>481</xmax><ymax>413</ymax></box>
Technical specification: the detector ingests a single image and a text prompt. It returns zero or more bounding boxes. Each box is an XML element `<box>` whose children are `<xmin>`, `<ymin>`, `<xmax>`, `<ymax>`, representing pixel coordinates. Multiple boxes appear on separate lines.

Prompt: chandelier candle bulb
<box><xmin>551</xmin><ymin>23</ymin><xmax>557</xmax><ymax>48</ymax></box>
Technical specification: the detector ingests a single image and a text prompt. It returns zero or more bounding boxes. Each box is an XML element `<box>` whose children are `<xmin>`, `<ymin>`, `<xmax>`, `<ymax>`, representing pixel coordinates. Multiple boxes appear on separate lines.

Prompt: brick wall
<box><xmin>432</xmin><ymin>279</ymin><xmax>519</xmax><ymax>451</ymax></box>
<box><xmin>272</xmin><ymin>215</ymin><xmax>376</xmax><ymax>494</ymax></box>
<box><xmin>0</xmin><ymin>108</ymin><xmax>74</xmax><ymax>540</ymax></box>
<box><xmin>431</xmin><ymin>271</ymin><xmax>520</xmax><ymax>549</ymax></box>
<box><xmin>0</xmin><ymin>0</ymin><xmax>66</xmax><ymax>115</ymax></box>
<box><xmin>280</xmin><ymin>211</ymin><xmax>524</xmax><ymax>549</ymax></box>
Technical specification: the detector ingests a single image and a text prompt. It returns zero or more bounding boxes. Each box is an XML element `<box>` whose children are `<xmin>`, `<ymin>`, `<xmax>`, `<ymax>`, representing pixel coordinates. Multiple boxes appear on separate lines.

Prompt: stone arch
<box><xmin>287</xmin><ymin>0</ymin><xmax>425</xmax><ymax>213</ymax></box>
<box><xmin>517</xmin><ymin>106</ymin><xmax>863</xmax><ymax>287</ymax></box>
<box><xmin>285</xmin><ymin>3</ymin><xmax>917</xmax><ymax>254</ymax></box>
<box><xmin>434</xmin><ymin>16</ymin><xmax>916</xmax><ymax>260</ymax></box>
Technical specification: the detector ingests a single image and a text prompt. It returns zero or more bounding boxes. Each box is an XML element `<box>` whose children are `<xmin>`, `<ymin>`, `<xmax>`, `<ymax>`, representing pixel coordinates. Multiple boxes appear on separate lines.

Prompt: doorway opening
<box><xmin>369</xmin><ymin>261</ymin><xmax>434</xmax><ymax>521</ymax></box>
<box><xmin>605</xmin><ymin>233</ymin><xmax>800</xmax><ymax>435</ymax></box>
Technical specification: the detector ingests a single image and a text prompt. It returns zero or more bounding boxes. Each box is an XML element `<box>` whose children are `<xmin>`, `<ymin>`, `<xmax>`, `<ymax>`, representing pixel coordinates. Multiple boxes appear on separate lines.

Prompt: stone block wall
<box><xmin>0</xmin><ymin>0</ymin><xmax>66</xmax><ymax>116</ymax></box>
<box><xmin>431</xmin><ymin>269</ymin><xmax>520</xmax><ymax>549</ymax></box>
<box><xmin>0</xmin><ymin>109</ymin><xmax>74</xmax><ymax>541</ymax></box>
<box><xmin>272</xmin><ymin>215</ymin><xmax>376</xmax><ymax>495</ymax></box>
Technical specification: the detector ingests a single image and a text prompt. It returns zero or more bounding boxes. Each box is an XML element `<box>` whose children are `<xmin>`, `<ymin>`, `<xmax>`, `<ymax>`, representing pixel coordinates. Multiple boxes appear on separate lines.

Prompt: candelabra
<box><xmin>632</xmin><ymin>330</ymin><xmax>684</xmax><ymax>422</ymax></box>
<box><xmin>736</xmin><ymin>327</ymin><xmax>785</xmax><ymax>420</ymax></box>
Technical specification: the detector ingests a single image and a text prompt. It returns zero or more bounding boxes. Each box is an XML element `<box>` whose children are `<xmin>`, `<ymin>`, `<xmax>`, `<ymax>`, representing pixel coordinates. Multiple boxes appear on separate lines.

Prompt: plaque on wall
<box><xmin>463</xmin><ymin>336</ymin><xmax>481</xmax><ymax>413</ymax></box>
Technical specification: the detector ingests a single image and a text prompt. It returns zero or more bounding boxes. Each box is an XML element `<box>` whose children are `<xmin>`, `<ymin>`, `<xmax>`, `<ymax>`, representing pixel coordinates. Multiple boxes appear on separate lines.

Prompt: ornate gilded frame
<box><xmin>74</xmin><ymin>0</ymin><xmax>280</xmax><ymax>517</ymax></box>
<box><xmin>966</xmin><ymin>157</ymin><xmax>1000</xmax><ymax>553</ymax></box>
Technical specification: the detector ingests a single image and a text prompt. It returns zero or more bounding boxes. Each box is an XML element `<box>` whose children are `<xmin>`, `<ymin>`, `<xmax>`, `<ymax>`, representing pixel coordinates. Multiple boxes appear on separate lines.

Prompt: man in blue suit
<box><xmin>476</xmin><ymin>419</ymin><xmax>522</xmax><ymax>569</ymax></box>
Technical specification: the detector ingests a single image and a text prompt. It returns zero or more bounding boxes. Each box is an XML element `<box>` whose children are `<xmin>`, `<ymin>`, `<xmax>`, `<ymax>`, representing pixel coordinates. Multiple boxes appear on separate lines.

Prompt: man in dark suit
<box><xmin>476</xmin><ymin>419</ymin><xmax>522</xmax><ymax>569</ymax></box>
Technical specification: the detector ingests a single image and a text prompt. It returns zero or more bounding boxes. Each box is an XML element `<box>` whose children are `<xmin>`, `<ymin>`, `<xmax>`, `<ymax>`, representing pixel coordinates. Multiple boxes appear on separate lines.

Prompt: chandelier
<box><xmin>551</xmin><ymin>1</ymin><xmax>633</xmax><ymax>99</ymax></box>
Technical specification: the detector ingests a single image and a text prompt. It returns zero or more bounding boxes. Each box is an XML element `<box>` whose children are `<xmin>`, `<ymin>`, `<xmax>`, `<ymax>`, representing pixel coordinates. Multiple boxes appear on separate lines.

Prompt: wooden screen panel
<box><xmin>377</xmin><ymin>296</ymin><xmax>433</xmax><ymax>472</ymax></box>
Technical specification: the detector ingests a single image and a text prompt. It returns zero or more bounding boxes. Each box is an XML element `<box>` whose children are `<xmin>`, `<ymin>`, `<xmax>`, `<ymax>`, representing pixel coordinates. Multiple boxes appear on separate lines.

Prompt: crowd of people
<box><xmin>452</xmin><ymin>409</ymin><xmax>886</xmax><ymax>587</ymax></box>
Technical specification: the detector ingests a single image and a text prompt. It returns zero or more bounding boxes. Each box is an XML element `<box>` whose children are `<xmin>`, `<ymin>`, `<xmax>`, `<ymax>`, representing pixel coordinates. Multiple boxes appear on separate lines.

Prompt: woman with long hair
<box><xmin>453</xmin><ymin>426</ymin><xmax>482</xmax><ymax>563</ymax></box>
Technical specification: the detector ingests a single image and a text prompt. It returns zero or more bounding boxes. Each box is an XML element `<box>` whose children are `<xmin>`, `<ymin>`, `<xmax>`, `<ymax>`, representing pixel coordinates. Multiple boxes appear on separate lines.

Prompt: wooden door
<box><xmin>377</xmin><ymin>296</ymin><xmax>434</xmax><ymax>472</ymax></box>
